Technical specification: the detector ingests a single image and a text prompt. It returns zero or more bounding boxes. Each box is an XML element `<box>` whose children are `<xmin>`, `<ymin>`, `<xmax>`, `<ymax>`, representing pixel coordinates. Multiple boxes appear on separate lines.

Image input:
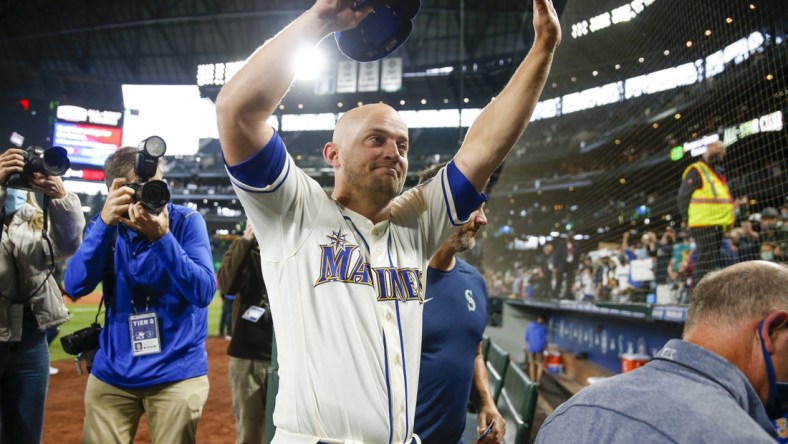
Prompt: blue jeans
<box><xmin>0</xmin><ymin>327</ymin><xmax>49</xmax><ymax>444</ymax></box>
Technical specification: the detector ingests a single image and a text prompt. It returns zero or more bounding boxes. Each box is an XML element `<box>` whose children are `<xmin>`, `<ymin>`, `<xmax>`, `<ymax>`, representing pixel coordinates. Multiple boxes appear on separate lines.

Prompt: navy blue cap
<box><xmin>335</xmin><ymin>0</ymin><xmax>421</xmax><ymax>62</ymax></box>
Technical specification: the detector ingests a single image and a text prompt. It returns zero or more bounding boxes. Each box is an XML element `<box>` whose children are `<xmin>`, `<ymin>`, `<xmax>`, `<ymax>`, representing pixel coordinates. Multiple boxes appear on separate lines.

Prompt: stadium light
<box><xmin>293</xmin><ymin>47</ymin><xmax>326</xmax><ymax>81</ymax></box>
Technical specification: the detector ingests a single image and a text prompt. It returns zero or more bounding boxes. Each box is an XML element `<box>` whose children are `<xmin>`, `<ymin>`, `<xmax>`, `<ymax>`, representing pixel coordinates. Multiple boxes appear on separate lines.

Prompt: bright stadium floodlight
<box><xmin>293</xmin><ymin>47</ymin><xmax>326</xmax><ymax>81</ymax></box>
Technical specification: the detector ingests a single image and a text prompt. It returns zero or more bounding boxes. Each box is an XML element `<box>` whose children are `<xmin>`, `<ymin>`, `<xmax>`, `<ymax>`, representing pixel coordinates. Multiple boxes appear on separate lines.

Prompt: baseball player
<box><xmin>216</xmin><ymin>0</ymin><xmax>561</xmax><ymax>442</ymax></box>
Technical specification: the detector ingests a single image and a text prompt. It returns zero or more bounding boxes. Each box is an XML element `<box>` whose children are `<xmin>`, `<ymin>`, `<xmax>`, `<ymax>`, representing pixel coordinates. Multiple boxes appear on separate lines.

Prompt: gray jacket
<box><xmin>0</xmin><ymin>187</ymin><xmax>85</xmax><ymax>340</ymax></box>
<box><xmin>537</xmin><ymin>339</ymin><xmax>777</xmax><ymax>443</ymax></box>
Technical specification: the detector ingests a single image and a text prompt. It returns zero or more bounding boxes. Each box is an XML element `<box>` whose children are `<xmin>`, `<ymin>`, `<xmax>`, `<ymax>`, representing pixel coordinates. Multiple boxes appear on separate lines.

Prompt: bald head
<box><xmin>684</xmin><ymin>261</ymin><xmax>788</xmax><ymax>333</ymax></box>
<box><xmin>333</xmin><ymin>103</ymin><xmax>405</xmax><ymax>146</ymax></box>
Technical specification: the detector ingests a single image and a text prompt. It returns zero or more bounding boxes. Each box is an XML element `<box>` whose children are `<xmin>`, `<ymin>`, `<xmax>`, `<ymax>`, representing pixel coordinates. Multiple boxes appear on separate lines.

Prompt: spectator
<box><xmin>760</xmin><ymin>207</ymin><xmax>787</xmax><ymax>260</ymax></box>
<box><xmin>1</xmin><ymin>149</ymin><xmax>85</xmax><ymax>444</ymax></box>
<box><xmin>64</xmin><ymin>146</ymin><xmax>215</xmax><ymax>443</ymax></box>
<box><xmin>534</xmin><ymin>244</ymin><xmax>555</xmax><ymax>300</ymax></box>
<box><xmin>654</xmin><ymin>228</ymin><xmax>675</xmax><ymax>285</ymax></box>
<box><xmin>553</xmin><ymin>235</ymin><xmax>574</xmax><ymax>299</ymax></box>
<box><xmin>761</xmin><ymin>242</ymin><xmax>782</xmax><ymax>263</ymax></box>
<box><xmin>217</xmin><ymin>219</ymin><xmax>275</xmax><ymax>444</ymax></box>
<box><xmin>594</xmin><ymin>256</ymin><xmax>614</xmax><ymax>301</ymax></box>
<box><xmin>536</xmin><ymin>261</ymin><xmax>788</xmax><ymax>443</ymax></box>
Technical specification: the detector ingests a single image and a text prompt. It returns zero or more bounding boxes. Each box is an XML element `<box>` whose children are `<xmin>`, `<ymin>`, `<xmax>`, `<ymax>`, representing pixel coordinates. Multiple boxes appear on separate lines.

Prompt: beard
<box><xmin>450</xmin><ymin>230</ymin><xmax>477</xmax><ymax>253</ymax></box>
<box><xmin>344</xmin><ymin>165</ymin><xmax>404</xmax><ymax>200</ymax></box>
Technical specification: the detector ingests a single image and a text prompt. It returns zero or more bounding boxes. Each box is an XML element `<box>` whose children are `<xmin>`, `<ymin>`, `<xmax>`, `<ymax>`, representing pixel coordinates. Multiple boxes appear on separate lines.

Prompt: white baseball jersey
<box><xmin>226</xmin><ymin>132</ymin><xmax>482</xmax><ymax>444</ymax></box>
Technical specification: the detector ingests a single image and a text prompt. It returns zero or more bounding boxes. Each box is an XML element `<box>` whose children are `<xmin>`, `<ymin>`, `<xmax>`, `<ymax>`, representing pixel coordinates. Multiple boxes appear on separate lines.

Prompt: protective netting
<box><xmin>480</xmin><ymin>0</ymin><xmax>787</xmax><ymax>303</ymax></box>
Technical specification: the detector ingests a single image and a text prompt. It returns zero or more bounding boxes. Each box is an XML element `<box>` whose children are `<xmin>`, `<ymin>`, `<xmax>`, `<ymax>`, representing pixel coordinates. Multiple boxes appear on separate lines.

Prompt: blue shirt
<box><xmin>415</xmin><ymin>259</ymin><xmax>488</xmax><ymax>444</ymax></box>
<box><xmin>526</xmin><ymin>321</ymin><xmax>547</xmax><ymax>354</ymax></box>
<box><xmin>64</xmin><ymin>204</ymin><xmax>216</xmax><ymax>389</ymax></box>
<box><xmin>537</xmin><ymin>339</ymin><xmax>777</xmax><ymax>444</ymax></box>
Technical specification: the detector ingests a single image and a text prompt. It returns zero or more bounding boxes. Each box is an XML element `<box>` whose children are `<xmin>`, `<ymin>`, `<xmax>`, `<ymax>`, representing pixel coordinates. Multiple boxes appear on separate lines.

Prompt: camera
<box><xmin>60</xmin><ymin>322</ymin><xmax>102</xmax><ymax>355</ymax></box>
<box><xmin>3</xmin><ymin>145</ymin><xmax>70</xmax><ymax>190</ymax></box>
<box><xmin>127</xmin><ymin>136</ymin><xmax>170</xmax><ymax>214</ymax></box>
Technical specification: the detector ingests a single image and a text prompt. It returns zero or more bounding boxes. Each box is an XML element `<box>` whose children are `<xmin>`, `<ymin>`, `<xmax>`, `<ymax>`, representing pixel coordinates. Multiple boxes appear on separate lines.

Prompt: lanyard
<box><xmin>121</xmin><ymin>231</ymin><xmax>152</xmax><ymax>314</ymax></box>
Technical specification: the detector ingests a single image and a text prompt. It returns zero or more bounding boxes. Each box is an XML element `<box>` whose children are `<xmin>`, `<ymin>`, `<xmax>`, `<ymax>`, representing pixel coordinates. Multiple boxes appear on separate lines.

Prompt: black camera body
<box><xmin>126</xmin><ymin>136</ymin><xmax>170</xmax><ymax>214</ymax></box>
<box><xmin>3</xmin><ymin>145</ymin><xmax>70</xmax><ymax>190</ymax></box>
<box><xmin>60</xmin><ymin>322</ymin><xmax>102</xmax><ymax>355</ymax></box>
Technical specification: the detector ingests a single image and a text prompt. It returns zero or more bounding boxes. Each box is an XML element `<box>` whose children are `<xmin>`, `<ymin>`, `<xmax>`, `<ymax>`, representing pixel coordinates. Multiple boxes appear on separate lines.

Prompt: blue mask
<box><xmin>3</xmin><ymin>188</ymin><xmax>28</xmax><ymax>215</ymax></box>
<box><xmin>758</xmin><ymin>320</ymin><xmax>788</xmax><ymax>420</ymax></box>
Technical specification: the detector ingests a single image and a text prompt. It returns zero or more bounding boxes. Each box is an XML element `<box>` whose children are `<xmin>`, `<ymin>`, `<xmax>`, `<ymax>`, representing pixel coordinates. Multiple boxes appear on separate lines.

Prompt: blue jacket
<box><xmin>64</xmin><ymin>203</ymin><xmax>215</xmax><ymax>389</ymax></box>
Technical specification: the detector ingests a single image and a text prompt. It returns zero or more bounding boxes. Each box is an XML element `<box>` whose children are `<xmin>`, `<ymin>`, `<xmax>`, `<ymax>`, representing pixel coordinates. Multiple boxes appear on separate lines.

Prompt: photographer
<box><xmin>0</xmin><ymin>147</ymin><xmax>85</xmax><ymax>444</ymax></box>
<box><xmin>64</xmin><ymin>145</ymin><xmax>216</xmax><ymax>443</ymax></box>
<box><xmin>217</xmin><ymin>218</ymin><xmax>274</xmax><ymax>444</ymax></box>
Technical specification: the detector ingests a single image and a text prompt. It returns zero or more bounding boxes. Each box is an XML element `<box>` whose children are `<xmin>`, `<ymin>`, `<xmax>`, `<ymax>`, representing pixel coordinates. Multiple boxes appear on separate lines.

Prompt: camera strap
<box><xmin>94</xmin><ymin>293</ymin><xmax>105</xmax><ymax>325</ymax></box>
<box><xmin>41</xmin><ymin>195</ymin><xmax>56</xmax><ymax>272</ymax></box>
<box><xmin>125</xmin><ymin>265</ymin><xmax>151</xmax><ymax>314</ymax></box>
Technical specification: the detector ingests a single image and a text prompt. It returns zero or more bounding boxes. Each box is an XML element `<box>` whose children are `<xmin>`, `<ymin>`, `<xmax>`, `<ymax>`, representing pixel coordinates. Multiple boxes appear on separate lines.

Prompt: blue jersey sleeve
<box><xmin>445</xmin><ymin>161</ymin><xmax>487</xmax><ymax>222</ymax></box>
<box><xmin>224</xmin><ymin>130</ymin><xmax>287</xmax><ymax>189</ymax></box>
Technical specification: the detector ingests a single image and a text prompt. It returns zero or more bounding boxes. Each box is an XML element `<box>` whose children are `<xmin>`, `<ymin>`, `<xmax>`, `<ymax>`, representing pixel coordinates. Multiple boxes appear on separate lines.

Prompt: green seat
<box><xmin>486</xmin><ymin>341</ymin><xmax>510</xmax><ymax>403</ymax></box>
<box><xmin>464</xmin><ymin>351</ymin><xmax>537</xmax><ymax>444</ymax></box>
<box><xmin>497</xmin><ymin>364</ymin><xmax>539</xmax><ymax>444</ymax></box>
<box><xmin>264</xmin><ymin>369</ymin><xmax>279</xmax><ymax>444</ymax></box>
<box><xmin>481</xmin><ymin>335</ymin><xmax>491</xmax><ymax>361</ymax></box>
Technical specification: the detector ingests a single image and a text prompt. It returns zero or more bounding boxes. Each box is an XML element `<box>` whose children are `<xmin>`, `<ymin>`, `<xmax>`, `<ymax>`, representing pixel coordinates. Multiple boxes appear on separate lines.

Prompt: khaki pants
<box><xmin>82</xmin><ymin>374</ymin><xmax>209</xmax><ymax>444</ymax></box>
<box><xmin>229</xmin><ymin>357</ymin><xmax>270</xmax><ymax>444</ymax></box>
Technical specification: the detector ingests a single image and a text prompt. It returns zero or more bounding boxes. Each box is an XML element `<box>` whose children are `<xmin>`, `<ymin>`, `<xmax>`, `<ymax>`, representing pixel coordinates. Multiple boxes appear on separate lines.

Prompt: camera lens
<box><xmin>138</xmin><ymin>180</ymin><xmax>170</xmax><ymax>213</ymax></box>
<box><xmin>42</xmin><ymin>146</ymin><xmax>70</xmax><ymax>176</ymax></box>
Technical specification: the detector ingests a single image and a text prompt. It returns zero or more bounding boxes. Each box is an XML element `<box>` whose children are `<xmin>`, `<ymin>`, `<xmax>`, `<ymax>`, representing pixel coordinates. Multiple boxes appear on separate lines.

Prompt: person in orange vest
<box><xmin>677</xmin><ymin>140</ymin><xmax>735</xmax><ymax>286</ymax></box>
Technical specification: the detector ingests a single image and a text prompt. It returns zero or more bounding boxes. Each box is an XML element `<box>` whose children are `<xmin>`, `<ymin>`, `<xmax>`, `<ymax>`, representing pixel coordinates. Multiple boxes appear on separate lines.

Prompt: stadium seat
<box><xmin>481</xmin><ymin>335</ymin><xmax>491</xmax><ymax>361</ymax></box>
<box><xmin>486</xmin><ymin>341</ymin><xmax>510</xmax><ymax>403</ymax></box>
<box><xmin>496</xmin><ymin>364</ymin><xmax>539</xmax><ymax>444</ymax></box>
<box><xmin>264</xmin><ymin>370</ymin><xmax>279</xmax><ymax>444</ymax></box>
<box><xmin>463</xmin><ymin>354</ymin><xmax>538</xmax><ymax>444</ymax></box>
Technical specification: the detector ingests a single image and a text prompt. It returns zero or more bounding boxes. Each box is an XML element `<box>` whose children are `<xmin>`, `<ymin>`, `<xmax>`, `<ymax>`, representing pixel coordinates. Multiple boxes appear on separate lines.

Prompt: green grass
<box><xmin>50</xmin><ymin>291</ymin><xmax>224</xmax><ymax>362</ymax></box>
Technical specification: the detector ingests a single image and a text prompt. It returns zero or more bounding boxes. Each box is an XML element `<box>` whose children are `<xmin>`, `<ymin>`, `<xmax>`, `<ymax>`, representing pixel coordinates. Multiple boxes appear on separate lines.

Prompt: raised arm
<box><xmin>216</xmin><ymin>1</ymin><xmax>373</xmax><ymax>166</ymax></box>
<box><xmin>454</xmin><ymin>0</ymin><xmax>561</xmax><ymax>191</ymax></box>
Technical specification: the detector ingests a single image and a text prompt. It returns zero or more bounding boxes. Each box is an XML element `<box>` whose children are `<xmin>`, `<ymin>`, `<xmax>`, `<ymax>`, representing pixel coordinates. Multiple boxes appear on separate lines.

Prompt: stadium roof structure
<box><xmin>0</xmin><ymin>0</ymin><xmax>570</xmax><ymax>108</ymax></box>
<box><xmin>1</xmin><ymin>0</ymin><xmax>785</xmax><ymax>239</ymax></box>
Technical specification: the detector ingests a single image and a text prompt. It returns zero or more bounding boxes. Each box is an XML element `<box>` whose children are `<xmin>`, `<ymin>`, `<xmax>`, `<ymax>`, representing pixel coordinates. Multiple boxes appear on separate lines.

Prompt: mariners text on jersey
<box><xmin>315</xmin><ymin>229</ymin><xmax>424</xmax><ymax>302</ymax></box>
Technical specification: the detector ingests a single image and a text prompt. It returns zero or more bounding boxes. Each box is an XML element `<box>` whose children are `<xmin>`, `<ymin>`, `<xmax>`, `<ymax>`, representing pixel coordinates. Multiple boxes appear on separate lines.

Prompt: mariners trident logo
<box><xmin>314</xmin><ymin>230</ymin><xmax>424</xmax><ymax>302</ymax></box>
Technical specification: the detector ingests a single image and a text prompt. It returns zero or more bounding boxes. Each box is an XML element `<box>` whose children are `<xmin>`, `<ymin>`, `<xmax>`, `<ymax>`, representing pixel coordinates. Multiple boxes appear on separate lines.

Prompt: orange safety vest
<box><xmin>682</xmin><ymin>161</ymin><xmax>734</xmax><ymax>228</ymax></box>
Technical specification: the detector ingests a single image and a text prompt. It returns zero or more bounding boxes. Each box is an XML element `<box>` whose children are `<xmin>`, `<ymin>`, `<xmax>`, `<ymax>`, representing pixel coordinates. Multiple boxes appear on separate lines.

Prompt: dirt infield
<box><xmin>44</xmin><ymin>336</ymin><xmax>236</xmax><ymax>443</ymax></box>
<box><xmin>64</xmin><ymin>291</ymin><xmax>103</xmax><ymax>306</ymax></box>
